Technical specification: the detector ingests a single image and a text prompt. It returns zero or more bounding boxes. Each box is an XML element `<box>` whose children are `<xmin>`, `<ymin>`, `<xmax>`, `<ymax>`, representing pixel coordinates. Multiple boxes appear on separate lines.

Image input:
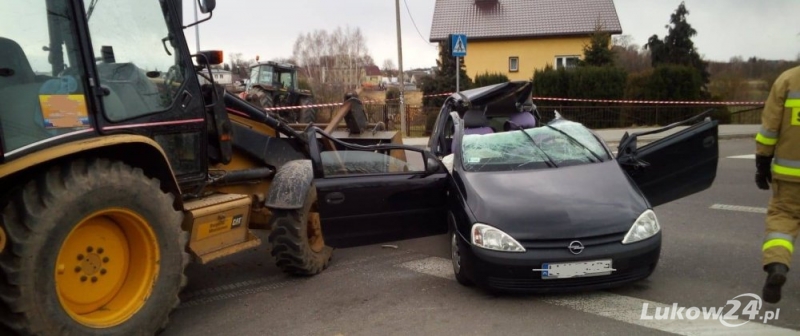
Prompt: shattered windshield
<box><xmin>460</xmin><ymin>120</ymin><xmax>611</xmax><ymax>172</ymax></box>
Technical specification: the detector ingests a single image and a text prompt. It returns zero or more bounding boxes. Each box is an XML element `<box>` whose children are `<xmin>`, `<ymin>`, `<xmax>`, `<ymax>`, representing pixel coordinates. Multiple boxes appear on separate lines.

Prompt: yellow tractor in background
<box><xmin>0</xmin><ymin>1</ymin><xmax>448</xmax><ymax>335</ymax></box>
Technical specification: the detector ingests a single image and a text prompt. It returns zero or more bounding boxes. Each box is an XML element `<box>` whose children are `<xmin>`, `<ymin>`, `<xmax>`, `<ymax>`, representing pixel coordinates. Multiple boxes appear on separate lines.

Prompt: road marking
<box><xmin>397</xmin><ymin>256</ymin><xmax>799</xmax><ymax>335</ymax></box>
<box><xmin>710</xmin><ymin>204</ymin><xmax>767</xmax><ymax>214</ymax></box>
<box><xmin>727</xmin><ymin>154</ymin><xmax>755</xmax><ymax>159</ymax></box>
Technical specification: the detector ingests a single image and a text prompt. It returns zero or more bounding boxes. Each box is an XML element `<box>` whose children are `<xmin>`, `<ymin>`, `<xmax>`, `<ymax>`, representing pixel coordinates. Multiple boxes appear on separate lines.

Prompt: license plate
<box><xmin>539</xmin><ymin>259</ymin><xmax>614</xmax><ymax>279</ymax></box>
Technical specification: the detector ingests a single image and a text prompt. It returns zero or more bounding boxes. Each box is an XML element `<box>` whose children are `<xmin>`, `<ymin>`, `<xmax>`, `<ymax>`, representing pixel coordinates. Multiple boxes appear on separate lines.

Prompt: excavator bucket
<box><xmin>287</xmin><ymin>97</ymin><xmax>403</xmax><ymax>147</ymax></box>
<box><xmin>287</xmin><ymin>96</ymin><xmax>406</xmax><ymax>162</ymax></box>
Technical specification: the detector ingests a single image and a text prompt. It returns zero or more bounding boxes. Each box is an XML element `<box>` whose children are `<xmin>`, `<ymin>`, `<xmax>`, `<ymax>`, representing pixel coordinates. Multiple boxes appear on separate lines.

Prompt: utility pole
<box><xmin>456</xmin><ymin>57</ymin><xmax>459</xmax><ymax>92</ymax></box>
<box><xmin>395</xmin><ymin>0</ymin><xmax>406</xmax><ymax>136</ymax></box>
<box><xmin>193</xmin><ymin>0</ymin><xmax>200</xmax><ymax>52</ymax></box>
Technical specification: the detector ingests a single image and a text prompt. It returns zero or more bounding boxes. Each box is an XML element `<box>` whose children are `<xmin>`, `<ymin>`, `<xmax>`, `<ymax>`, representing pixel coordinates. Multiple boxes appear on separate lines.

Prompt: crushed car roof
<box><xmin>447</xmin><ymin>81</ymin><xmax>533</xmax><ymax>115</ymax></box>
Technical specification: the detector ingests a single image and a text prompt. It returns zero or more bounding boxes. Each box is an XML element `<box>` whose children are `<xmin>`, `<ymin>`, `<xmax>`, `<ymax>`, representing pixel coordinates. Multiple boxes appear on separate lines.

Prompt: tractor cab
<box><xmin>243</xmin><ymin>60</ymin><xmax>316</xmax><ymax>123</ymax></box>
<box><xmin>247</xmin><ymin>61</ymin><xmax>299</xmax><ymax>92</ymax></box>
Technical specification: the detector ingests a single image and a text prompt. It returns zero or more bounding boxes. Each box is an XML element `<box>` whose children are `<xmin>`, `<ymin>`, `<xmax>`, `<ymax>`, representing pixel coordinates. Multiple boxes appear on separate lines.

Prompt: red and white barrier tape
<box><xmin>529</xmin><ymin>97</ymin><xmax>765</xmax><ymax>106</ymax></box>
<box><xmin>263</xmin><ymin>102</ymin><xmax>345</xmax><ymax>111</ymax></box>
<box><xmin>238</xmin><ymin>89</ymin><xmax>765</xmax><ymax>112</ymax></box>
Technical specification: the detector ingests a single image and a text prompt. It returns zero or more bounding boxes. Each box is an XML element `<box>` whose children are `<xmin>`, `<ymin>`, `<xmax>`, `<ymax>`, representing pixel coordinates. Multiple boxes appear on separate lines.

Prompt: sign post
<box><xmin>450</xmin><ymin>34</ymin><xmax>467</xmax><ymax>92</ymax></box>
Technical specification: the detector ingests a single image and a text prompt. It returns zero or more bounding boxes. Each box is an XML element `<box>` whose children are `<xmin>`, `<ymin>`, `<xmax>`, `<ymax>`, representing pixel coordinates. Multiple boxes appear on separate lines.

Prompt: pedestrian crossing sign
<box><xmin>450</xmin><ymin>34</ymin><xmax>467</xmax><ymax>57</ymax></box>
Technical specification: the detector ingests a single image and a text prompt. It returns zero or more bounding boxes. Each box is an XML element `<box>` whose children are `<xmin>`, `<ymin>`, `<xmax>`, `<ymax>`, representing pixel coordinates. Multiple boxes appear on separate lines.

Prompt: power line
<box><xmin>402</xmin><ymin>0</ymin><xmax>438</xmax><ymax>49</ymax></box>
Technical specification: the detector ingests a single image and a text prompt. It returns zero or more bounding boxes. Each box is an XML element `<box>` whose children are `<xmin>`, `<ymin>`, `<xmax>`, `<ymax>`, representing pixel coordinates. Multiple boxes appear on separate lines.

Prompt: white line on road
<box><xmin>397</xmin><ymin>256</ymin><xmax>799</xmax><ymax>335</ymax></box>
<box><xmin>710</xmin><ymin>204</ymin><xmax>767</xmax><ymax>214</ymax></box>
<box><xmin>727</xmin><ymin>154</ymin><xmax>755</xmax><ymax>159</ymax></box>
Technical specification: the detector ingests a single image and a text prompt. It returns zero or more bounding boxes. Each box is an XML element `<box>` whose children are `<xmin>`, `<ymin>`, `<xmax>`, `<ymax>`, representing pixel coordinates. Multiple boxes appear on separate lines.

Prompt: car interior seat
<box><xmin>463</xmin><ymin>108</ymin><xmax>494</xmax><ymax>135</ymax></box>
<box><xmin>504</xmin><ymin>97</ymin><xmax>538</xmax><ymax>131</ymax></box>
<box><xmin>503</xmin><ymin>111</ymin><xmax>537</xmax><ymax>131</ymax></box>
<box><xmin>452</xmin><ymin>108</ymin><xmax>494</xmax><ymax>154</ymax></box>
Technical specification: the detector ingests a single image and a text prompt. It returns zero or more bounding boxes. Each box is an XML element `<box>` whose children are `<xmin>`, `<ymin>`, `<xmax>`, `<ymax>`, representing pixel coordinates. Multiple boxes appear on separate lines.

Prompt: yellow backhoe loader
<box><xmin>0</xmin><ymin>1</ymin><xmax>449</xmax><ymax>334</ymax></box>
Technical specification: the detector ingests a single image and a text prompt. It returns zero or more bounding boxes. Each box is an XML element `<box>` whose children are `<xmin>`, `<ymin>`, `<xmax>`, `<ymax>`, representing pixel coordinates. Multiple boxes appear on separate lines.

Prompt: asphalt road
<box><xmin>162</xmin><ymin>138</ymin><xmax>800</xmax><ymax>336</ymax></box>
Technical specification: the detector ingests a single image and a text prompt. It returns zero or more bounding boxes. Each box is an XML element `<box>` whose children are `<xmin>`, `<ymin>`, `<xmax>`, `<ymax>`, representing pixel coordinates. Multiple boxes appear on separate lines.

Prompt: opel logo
<box><xmin>568</xmin><ymin>241</ymin><xmax>584</xmax><ymax>255</ymax></box>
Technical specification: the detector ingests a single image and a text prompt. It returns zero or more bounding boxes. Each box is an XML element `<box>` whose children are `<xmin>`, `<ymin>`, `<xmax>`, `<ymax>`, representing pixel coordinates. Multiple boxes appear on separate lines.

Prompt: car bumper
<box><xmin>459</xmin><ymin>232</ymin><xmax>661</xmax><ymax>293</ymax></box>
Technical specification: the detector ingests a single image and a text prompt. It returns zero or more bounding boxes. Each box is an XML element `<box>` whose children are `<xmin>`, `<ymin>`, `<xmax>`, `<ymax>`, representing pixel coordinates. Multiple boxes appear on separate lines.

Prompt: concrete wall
<box><xmin>463</xmin><ymin>36</ymin><xmax>588</xmax><ymax>81</ymax></box>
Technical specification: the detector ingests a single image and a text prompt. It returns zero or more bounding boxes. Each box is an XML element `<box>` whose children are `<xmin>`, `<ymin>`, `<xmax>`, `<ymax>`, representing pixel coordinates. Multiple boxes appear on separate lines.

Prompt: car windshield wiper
<box><xmin>508</xmin><ymin>121</ymin><xmax>558</xmax><ymax>168</ymax></box>
<box><xmin>544</xmin><ymin>124</ymin><xmax>605</xmax><ymax>163</ymax></box>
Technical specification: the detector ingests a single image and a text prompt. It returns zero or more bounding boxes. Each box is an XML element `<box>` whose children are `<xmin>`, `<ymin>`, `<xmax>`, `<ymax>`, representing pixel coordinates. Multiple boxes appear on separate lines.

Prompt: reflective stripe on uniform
<box><xmin>787</xmin><ymin>91</ymin><xmax>800</xmax><ymax>107</ymax></box>
<box><xmin>763</xmin><ymin>240</ymin><xmax>794</xmax><ymax>253</ymax></box>
<box><xmin>786</xmin><ymin>99</ymin><xmax>800</xmax><ymax>108</ymax></box>
<box><xmin>773</xmin><ymin>158</ymin><xmax>800</xmax><ymax>177</ymax></box>
<box><xmin>765</xmin><ymin>232</ymin><xmax>795</xmax><ymax>242</ymax></box>
<box><xmin>756</xmin><ymin>126</ymin><xmax>779</xmax><ymax>145</ymax></box>
<box><xmin>763</xmin><ymin>232</ymin><xmax>794</xmax><ymax>253</ymax></box>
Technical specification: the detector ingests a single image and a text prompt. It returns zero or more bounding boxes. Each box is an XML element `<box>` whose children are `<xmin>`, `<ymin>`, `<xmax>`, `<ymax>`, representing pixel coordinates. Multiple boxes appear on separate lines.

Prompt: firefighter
<box><xmin>755</xmin><ymin>65</ymin><xmax>800</xmax><ymax>304</ymax></box>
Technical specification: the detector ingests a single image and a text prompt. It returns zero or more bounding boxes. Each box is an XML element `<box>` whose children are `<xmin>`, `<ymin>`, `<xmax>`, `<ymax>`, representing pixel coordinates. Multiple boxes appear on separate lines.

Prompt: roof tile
<box><xmin>429</xmin><ymin>0</ymin><xmax>622</xmax><ymax>41</ymax></box>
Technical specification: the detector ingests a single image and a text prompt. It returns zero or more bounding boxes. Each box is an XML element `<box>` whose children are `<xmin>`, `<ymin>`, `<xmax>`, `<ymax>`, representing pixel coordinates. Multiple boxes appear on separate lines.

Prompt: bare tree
<box><xmin>611</xmin><ymin>35</ymin><xmax>652</xmax><ymax>74</ymax></box>
<box><xmin>382</xmin><ymin>58</ymin><xmax>398</xmax><ymax>77</ymax></box>
<box><xmin>292</xmin><ymin>26</ymin><xmax>374</xmax><ymax>102</ymax></box>
<box><xmin>229</xmin><ymin>52</ymin><xmax>255</xmax><ymax>80</ymax></box>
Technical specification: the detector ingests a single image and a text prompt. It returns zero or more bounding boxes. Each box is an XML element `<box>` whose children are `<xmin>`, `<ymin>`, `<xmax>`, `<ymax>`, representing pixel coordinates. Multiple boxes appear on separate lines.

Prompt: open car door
<box><xmin>306</xmin><ymin>128</ymin><xmax>449</xmax><ymax>248</ymax></box>
<box><xmin>616</xmin><ymin>110</ymin><xmax>719</xmax><ymax>207</ymax></box>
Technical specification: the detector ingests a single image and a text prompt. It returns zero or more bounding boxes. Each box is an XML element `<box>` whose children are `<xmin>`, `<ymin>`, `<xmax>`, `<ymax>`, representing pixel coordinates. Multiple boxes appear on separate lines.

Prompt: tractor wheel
<box><xmin>299</xmin><ymin>97</ymin><xmax>318</xmax><ymax>124</ymax></box>
<box><xmin>0</xmin><ymin>158</ymin><xmax>189</xmax><ymax>335</ymax></box>
<box><xmin>246</xmin><ymin>87</ymin><xmax>274</xmax><ymax>110</ymax></box>
<box><xmin>267</xmin><ymin>185</ymin><xmax>332</xmax><ymax>276</ymax></box>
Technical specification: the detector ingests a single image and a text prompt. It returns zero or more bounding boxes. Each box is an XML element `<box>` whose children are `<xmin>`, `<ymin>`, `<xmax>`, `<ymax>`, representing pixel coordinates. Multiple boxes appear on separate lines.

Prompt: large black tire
<box><xmin>299</xmin><ymin>96</ymin><xmax>317</xmax><ymax>124</ymax></box>
<box><xmin>0</xmin><ymin>158</ymin><xmax>189</xmax><ymax>335</ymax></box>
<box><xmin>248</xmin><ymin>87</ymin><xmax>274</xmax><ymax>110</ymax></box>
<box><xmin>268</xmin><ymin>185</ymin><xmax>333</xmax><ymax>276</ymax></box>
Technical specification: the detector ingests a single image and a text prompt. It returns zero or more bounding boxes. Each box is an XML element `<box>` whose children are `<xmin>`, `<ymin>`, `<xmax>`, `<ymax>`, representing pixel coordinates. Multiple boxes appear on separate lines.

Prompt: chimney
<box><xmin>475</xmin><ymin>0</ymin><xmax>499</xmax><ymax>11</ymax></box>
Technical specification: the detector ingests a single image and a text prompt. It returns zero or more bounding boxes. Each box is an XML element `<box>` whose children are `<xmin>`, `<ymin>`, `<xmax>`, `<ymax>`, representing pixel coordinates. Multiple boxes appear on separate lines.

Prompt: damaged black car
<box><xmin>427</xmin><ymin>81</ymin><xmax>719</xmax><ymax>293</ymax></box>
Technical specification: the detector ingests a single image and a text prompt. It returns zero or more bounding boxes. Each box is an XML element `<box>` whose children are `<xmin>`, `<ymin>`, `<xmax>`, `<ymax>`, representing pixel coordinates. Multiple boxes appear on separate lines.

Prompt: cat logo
<box><xmin>231</xmin><ymin>214</ymin><xmax>244</xmax><ymax>228</ymax></box>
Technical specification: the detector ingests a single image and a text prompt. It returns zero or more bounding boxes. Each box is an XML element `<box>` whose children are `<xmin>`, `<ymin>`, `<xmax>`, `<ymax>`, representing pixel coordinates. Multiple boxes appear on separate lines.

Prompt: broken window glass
<box><xmin>459</xmin><ymin>119</ymin><xmax>610</xmax><ymax>172</ymax></box>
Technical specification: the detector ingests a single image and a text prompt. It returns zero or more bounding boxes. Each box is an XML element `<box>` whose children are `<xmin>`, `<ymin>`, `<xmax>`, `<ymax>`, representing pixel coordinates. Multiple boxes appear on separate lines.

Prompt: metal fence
<box><xmin>298</xmin><ymin>102</ymin><xmax>764</xmax><ymax>138</ymax></box>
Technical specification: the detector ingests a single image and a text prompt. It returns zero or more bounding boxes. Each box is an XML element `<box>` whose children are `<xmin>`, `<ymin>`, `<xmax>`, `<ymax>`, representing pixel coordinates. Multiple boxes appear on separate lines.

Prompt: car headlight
<box><xmin>622</xmin><ymin>209</ymin><xmax>660</xmax><ymax>244</ymax></box>
<box><xmin>471</xmin><ymin>223</ymin><xmax>526</xmax><ymax>252</ymax></box>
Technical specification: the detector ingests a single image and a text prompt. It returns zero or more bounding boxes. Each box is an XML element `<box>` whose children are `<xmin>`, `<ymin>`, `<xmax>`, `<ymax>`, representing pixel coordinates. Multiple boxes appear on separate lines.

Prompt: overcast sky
<box><xmin>181</xmin><ymin>0</ymin><xmax>800</xmax><ymax>70</ymax></box>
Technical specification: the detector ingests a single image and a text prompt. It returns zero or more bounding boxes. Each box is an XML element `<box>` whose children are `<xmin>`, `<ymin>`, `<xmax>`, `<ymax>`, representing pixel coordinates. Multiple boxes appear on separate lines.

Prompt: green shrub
<box><xmin>474</xmin><ymin>71</ymin><xmax>510</xmax><ymax>87</ymax></box>
<box><xmin>625</xmin><ymin>65</ymin><xmax>703</xmax><ymax>101</ymax></box>
<box><xmin>532</xmin><ymin>65</ymin><xmax>626</xmax><ymax>100</ymax></box>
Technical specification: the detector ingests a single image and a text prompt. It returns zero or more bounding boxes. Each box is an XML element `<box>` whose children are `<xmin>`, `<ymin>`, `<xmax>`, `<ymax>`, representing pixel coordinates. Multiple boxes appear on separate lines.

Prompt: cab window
<box><xmin>83</xmin><ymin>0</ymin><xmax>185</xmax><ymax>122</ymax></box>
<box><xmin>0</xmin><ymin>1</ymin><xmax>90</xmax><ymax>154</ymax></box>
<box><xmin>258</xmin><ymin>66</ymin><xmax>273</xmax><ymax>84</ymax></box>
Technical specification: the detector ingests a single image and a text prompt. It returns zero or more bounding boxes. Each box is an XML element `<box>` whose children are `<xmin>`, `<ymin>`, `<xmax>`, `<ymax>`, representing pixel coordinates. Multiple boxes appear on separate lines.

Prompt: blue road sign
<box><xmin>451</xmin><ymin>34</ymin><xmax>467</xmax><ymax>57</ymax></box>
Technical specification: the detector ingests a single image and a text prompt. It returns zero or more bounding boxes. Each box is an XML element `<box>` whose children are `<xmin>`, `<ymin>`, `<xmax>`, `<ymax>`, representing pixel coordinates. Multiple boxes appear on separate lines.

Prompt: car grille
<box><xmin>518</xmin><ymin>231</ymin><xmax>627</xmax><ymax>249</ymax></box>
<box><xmin>486</xmin><ymin>265</ymin><xmax>652</xmax><ymax>291</ymax></box>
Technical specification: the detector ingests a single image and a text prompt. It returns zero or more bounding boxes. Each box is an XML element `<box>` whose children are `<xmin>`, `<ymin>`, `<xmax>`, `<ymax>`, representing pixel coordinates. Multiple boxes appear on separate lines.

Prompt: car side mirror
<box><xmin>425</xmin><ymin>157</ymin><xmax>442</xmax><ymax>176</ymax></box>
<box><xmin>199</xmin><ymin>0</ymin><xmax>216</xmax><ymax>13</ymax></box>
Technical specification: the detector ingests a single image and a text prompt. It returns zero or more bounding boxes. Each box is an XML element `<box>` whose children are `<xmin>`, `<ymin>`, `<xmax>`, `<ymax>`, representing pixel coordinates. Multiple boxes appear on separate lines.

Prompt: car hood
<box><xmin>457</xmin><ymin>160</ymin><xmax>648</xmax><ymax>240</ymax></box>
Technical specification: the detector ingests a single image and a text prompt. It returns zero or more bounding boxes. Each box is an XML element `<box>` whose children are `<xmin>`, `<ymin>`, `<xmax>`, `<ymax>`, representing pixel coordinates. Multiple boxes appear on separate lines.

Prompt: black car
<box><xmin>427</xmin><ymin>81</ymin><xmax>719</xmax><ymax>293</ymax></box>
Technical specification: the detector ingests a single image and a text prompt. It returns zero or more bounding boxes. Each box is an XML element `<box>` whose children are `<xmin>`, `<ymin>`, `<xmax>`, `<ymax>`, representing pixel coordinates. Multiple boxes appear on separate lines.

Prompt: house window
<box><xmin>555</xmin><ymin>56</ymin><xmax>579</xmax><ymax>69</ymax></box>
<box><xmin>509</xmin><ymin>57</ymin><xmax>519</xmax><ymax>72</ymax></box>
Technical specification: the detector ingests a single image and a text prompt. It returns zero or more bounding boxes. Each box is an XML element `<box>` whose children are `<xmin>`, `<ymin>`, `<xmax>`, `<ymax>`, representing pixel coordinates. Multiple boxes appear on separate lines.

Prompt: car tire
<box><xmin>0</xmin><ymin>158</ymin><xmax>188</xmax><ymax>335</ymax></box>
<box><xmin>268</xmin><ymin>185</ymin><xmax>333</xmax><ymax>276</ymax></box>
<box><xmin>448</xmin><ymin>212</ymin><xmax>473</xmax><ymax>287</ymax></box>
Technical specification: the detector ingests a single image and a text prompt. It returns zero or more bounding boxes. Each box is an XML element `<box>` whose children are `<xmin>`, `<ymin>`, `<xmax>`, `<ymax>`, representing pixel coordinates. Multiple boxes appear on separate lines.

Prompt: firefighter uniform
<box><xmin>755</xmin><ymin>65</ymin><xmax>800</xmax><ymax>303</ymax></box>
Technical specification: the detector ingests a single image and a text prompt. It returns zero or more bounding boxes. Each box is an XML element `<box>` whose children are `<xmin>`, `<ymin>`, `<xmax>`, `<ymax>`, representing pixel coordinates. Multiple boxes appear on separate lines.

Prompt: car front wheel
<box><xmin>450</xmin><ymin>230</ymin><xmax>473</xmax><ymax>287</ymax></box>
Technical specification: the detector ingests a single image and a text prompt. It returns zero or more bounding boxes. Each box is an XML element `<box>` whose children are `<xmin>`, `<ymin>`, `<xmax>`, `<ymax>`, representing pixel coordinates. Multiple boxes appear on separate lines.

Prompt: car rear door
<box><xmin>308</xmin><ymin>132</ymin><xmax>448</xmax><ymax>248</ymax></box>
<box><xmin>617</xmin><ymin>114</ymin><xmax>719</xmax><ymax>207</ymax></box>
